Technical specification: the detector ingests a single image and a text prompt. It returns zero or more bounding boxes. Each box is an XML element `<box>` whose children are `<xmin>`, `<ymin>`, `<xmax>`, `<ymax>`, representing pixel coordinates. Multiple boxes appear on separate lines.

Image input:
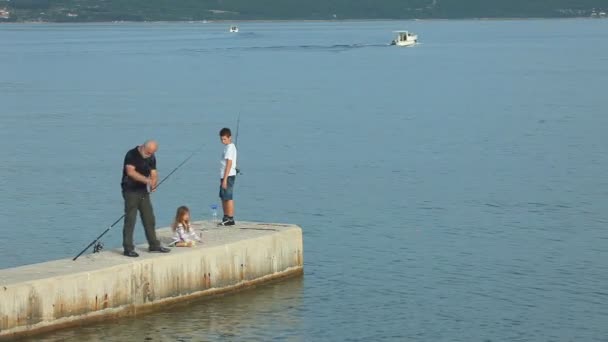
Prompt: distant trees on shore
<box><xmin>2</xmin><ymin>0</ymin><xmax>608</xmax><ymax>22</ymax></box>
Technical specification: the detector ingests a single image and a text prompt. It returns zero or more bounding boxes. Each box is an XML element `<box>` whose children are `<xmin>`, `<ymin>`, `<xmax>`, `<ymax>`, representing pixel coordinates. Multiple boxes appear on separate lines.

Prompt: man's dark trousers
<box><xmin>122</xmin><ymin>191</ymin><xmax>161</xmax><ymax>252</ymax></box>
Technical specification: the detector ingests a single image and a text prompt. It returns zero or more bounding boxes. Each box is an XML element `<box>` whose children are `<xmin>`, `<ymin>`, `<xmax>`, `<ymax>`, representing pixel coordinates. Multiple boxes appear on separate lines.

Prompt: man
<box><xmin>218</xmin><ymin>128</ymin><xmax>237</xmax><ymax>226</ymax></box>
<box><xmin>121</xmin><ymin>140</ymin><xmax>170</xmax><ymax>257</ymax></box>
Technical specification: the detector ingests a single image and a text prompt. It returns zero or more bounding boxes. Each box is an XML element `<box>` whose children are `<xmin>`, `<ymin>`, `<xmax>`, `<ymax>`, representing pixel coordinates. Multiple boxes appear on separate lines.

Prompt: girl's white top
<box><xmin>172</xmin><ymin>223</ymin><xmax>201</xmax><ymax>243</ymax></box>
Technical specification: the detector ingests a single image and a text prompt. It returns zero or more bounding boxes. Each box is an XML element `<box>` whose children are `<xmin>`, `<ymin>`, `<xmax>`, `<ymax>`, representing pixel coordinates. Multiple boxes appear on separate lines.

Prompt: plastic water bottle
<box><xmin>210</xmin><ymin>204</ymin><xmax>218</xmax><ymax>224</ymax></box>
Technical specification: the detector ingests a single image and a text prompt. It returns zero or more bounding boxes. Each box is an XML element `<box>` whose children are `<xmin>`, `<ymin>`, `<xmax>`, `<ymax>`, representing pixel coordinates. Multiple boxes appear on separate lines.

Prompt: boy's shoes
<box><xmin>218</xmin><ymin>218</ymin><xmax>236</xmax><ymax>226</ymax></box>
<box><xmin>123</xmin><ymin>250</ymin><xmax>139</xmax><ymax>257</ymax></box>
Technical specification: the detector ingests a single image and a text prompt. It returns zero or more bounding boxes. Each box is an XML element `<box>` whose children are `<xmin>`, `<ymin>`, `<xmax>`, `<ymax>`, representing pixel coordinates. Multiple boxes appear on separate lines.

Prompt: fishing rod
<box><xmin>235</xmin><ymin>114</ymin><xmax>242</xmax><ymax>175</ymax></box>
<box><xmin>73</xmin><ymin>144</ymin><xmax>204</xmax><ymax>261</ymax></box>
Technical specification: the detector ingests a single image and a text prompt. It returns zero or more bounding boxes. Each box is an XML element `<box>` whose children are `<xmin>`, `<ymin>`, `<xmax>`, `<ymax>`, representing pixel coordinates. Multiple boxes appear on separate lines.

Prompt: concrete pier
<box><xmin>0</xmin><ymin>221</ymin><xmax>303</xmax><ymax>340</ymax></box>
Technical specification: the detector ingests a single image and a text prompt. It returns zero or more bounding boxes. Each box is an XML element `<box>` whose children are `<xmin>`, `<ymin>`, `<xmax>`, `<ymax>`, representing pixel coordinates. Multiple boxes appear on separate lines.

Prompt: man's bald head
<box><xmin>141</xmin><ymin>140</ymin><xmax>158</xmax><ymax>158</ymax></box>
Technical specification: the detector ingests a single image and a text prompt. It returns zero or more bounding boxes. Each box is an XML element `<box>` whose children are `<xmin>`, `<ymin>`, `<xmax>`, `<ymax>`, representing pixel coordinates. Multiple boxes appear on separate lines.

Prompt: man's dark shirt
<box><xmin>121</xmin><ymin>146</ymin><xmax>156</xmax><ymax>193</ymax></box>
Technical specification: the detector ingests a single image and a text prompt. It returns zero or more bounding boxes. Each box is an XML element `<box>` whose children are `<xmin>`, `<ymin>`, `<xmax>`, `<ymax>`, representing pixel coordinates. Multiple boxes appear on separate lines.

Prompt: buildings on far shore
<box><xmin>0</xmin><ymin>8</ymin><xmax>10</xmax><ymax>19</ymax></box>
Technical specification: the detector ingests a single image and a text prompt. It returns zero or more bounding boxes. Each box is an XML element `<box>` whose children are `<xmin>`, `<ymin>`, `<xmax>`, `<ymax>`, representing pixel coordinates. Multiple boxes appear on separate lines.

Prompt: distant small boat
<box><xmin>390</xmin><ymin>31</ymin><xmax>418</xmax><ymax>47</ymax></box>
<box><xmin>229</xmin><ymin>25</ymin><xmax>239</xmax><ymax>33</ymax></box>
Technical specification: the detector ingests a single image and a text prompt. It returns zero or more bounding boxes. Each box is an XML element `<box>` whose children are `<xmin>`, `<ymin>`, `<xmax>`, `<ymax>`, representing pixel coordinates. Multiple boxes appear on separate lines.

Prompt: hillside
<box><xmin>1</xmin><ymin>0</ymin><xmax>608</xmax><ymax>22</ymax></box>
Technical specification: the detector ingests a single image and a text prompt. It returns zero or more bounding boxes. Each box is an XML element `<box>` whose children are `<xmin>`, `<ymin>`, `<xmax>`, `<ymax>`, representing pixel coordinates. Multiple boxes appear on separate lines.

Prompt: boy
<box><xmin>218</xmin><ymin>127</ymin><xmax>237</xmax><ymax>226</ymax></box>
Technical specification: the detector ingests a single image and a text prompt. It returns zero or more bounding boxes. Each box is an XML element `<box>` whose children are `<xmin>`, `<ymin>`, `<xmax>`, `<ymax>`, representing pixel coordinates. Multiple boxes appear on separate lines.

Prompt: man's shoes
<box><xmin>218</xmin><ymin>218</ymin><xmax>236</xmax><ymax>226</ymax></box>
<box><xmin>123</xmin><ymin>250</ymin><xmax>139</xmax><ymax>257</ymax></box>
<box><xmin>149</xmin><ymin>246</ymin><xmax>171</xmax><ymax>253</ymax></box>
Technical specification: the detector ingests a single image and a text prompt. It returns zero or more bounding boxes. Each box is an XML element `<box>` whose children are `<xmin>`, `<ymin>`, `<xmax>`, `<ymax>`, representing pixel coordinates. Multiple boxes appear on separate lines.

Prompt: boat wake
<box><xmin>243</xmin><ymin>43</ymin><xmax>390</xmax><ymax>52</ymax></box>
<box><xmin>184</xmin><ymin>43</ymin><xmax>389</xmax><ymax>54</ymax></box>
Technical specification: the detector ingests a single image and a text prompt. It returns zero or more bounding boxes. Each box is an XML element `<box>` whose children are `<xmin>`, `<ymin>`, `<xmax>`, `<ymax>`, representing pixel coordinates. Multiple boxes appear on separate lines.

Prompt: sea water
<box><xmin>1</xmin><ymin>19</ymin><xmax>607</xmax><ymax>341</ymax></box>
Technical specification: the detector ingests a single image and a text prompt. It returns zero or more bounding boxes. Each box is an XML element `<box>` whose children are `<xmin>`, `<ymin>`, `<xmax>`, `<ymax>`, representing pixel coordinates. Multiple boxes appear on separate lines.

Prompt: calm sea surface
<box><xmin>1</xmin><ymin>19</ymin><xmax>607</xmax><ymax>341</ymax></box>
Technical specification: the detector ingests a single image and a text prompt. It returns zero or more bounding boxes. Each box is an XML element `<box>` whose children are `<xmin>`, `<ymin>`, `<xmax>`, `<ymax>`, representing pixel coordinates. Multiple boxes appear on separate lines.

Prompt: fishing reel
<box><xmin>93</xmin><ymin>241</ymin><xmax>104</xmax><ymax>253</ymax></box>
<box><xmin>236</xmin><ymin>167</ymin><xmax>243</xmax><ymax>176</ymax></box>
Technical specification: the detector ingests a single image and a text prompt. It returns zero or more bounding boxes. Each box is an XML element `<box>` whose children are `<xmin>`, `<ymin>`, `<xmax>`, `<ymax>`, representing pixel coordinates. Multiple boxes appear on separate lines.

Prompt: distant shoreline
<box><xmin>1</xmin><ymin>17</ymin><xmax>604</xmax><ymax>24</ymax></box>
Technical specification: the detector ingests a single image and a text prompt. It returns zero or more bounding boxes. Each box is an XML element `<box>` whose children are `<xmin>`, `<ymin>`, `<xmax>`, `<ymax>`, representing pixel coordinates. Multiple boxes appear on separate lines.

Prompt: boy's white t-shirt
<box><xmin>220</xmin><ymin>143</ymin><xmax>237</xmax><ymax>177</ymax></box>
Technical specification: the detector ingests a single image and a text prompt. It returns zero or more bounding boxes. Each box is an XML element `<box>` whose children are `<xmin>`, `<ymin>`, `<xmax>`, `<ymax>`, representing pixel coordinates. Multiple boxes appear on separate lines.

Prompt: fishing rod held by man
<box><xmin>73</xmin><ymin>140</ymin><xmax>203</xmax><ymax>261</ymax></box>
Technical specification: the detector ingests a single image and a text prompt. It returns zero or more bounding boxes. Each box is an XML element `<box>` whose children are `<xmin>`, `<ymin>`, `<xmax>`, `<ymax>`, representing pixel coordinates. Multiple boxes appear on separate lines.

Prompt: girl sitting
<box><xmin>171</xmin><ymin>206</ymin><xmax>201</xmax><ymax>247</ymax></box>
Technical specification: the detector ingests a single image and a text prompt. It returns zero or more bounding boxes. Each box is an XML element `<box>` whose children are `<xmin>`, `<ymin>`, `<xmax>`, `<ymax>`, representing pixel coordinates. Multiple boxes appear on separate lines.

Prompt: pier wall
<box><xmin>0</xmin><ymin>222</ymin><xmax>303</xmax><ymax>340</ymax></box>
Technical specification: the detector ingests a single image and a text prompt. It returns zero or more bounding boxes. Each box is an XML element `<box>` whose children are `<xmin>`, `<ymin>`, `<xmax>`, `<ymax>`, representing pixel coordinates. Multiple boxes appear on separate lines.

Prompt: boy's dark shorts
<box><xmin>219</xmin><ymin>176</ymin><xmax>236</xmax><ymax>201</ymax></box>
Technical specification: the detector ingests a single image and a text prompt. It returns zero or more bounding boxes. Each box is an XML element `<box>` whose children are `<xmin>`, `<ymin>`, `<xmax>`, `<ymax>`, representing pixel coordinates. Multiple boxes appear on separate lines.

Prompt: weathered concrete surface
<box><xmin>0</xmin><ymin>221</ymin><xmax>303</xmax><ymax>340</ymax></box>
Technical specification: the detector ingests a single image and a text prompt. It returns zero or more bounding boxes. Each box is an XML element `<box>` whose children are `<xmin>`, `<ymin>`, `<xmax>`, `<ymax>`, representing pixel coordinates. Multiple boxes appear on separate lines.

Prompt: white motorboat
<box><xmin>229</xmin><ymin>25</ymin><xmax>239</xmax><ymax>33</ymax></box>
<box><xmin>391</xmin><ymin>31</ymin><xmax>418</xmax><ymax>47</ymax></box>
